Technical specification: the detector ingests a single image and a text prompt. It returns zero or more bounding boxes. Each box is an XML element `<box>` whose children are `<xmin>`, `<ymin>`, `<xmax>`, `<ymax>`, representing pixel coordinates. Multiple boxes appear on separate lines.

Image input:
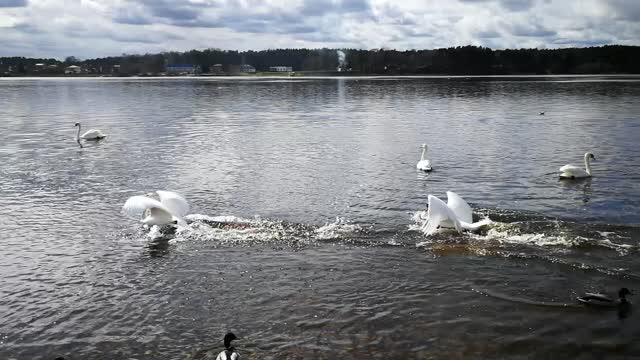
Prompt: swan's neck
<box><xmin>460</xmin><ymin>218</ymin><xmax>492</xmax><ymax>231</ymax></box>
<box><xmin>420</xmin><ymin>147</ymin><xmax>427</xmax><ymax>161</ymax></box>
<box><xmin>75</xmin><ymin>125</ymin><xmax>81</xmax><ymax>141</ymax></box>
<box><xmin>584</xmin><ymin>154</ymin><xmax>592</xmax><ymax>176</ymax></box>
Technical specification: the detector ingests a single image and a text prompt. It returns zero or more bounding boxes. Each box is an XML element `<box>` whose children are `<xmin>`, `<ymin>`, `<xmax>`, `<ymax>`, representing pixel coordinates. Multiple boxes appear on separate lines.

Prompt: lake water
<box><xmin>1</xmin><ymin>76</ymin><xmax>640</xmax><ymax>359</ymax></box>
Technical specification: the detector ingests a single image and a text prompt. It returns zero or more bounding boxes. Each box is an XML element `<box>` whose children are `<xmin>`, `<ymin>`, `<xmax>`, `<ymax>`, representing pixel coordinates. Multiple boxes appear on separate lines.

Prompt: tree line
<box><xmin>1</xmin><ymin>45</ymin><xmax>639</xmax><ymax>76</ymax></box>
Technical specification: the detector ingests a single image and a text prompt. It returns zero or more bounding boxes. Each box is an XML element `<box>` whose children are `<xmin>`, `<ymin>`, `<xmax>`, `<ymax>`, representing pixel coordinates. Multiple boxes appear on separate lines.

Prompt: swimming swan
<box><xmin>577</xmin><ymin>288</ymin><xmax>632</xmax><ymax>307</ymax></box>
<box><xmin>75</xmin><ymin>122</ymin><xmax>106</xmax><ymax>142</ymax></box>
<box><xmin>416</xmin><ymin>144</ymin><xmax>432</xmax><ymax>171</ymax></box>
<box><xmin>122</xmin><ymin>190</ymin><xmax>189</xmax><ymax>226</ymax></box>
<box><xmin>559</xmin><ymin>152</ymin><xmax>595</xmax><ymax>179</ymax></box>
<box><xmin>421</xmin><ymin>191</ymin><xmax>492</xmax><ymax>236</ymax></box>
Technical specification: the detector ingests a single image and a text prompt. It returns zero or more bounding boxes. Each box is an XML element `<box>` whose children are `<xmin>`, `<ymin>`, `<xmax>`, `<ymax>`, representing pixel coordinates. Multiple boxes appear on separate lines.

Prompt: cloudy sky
<box><xmin>0</xmin><ymin>0</ymin><xmax>639</xmax><ymax>59</ymax></box>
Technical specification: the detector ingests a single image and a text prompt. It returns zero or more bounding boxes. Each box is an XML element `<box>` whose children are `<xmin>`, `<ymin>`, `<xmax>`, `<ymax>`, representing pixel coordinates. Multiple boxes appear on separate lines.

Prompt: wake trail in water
<box><xmin>125</xmin><ymin>206</ymin><xmax>640</xmax><ymax>285</ymax></box>
<box><xmin>471</xmin><ymin>287</ymin><xmax>583</xmax><ymax>308</ymax></box>
<box><xmin>411</xmin><ymin>209</ymin><xmax>638</xmax><ymax>255</ymax></box>
<box><xmin>142</xmin><ymin>214</ymin><xmax>368</xmax><ymax>247</ymax></box>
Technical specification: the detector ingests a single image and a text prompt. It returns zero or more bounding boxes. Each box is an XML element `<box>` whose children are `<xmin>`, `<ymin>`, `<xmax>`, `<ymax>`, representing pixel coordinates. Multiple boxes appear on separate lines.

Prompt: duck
<box><xmin>416</xmin><ymin>144</ymin><xmax>432</xmax><ymax>171</ymax></box>
<box><xmin>559</xmin><ymin>152</ymin><xmax>595</xmax><ymax>179</ymax></box>
<box><xmin>216</xmin><ymin>332</ymin><xmax>240</xmax><ymax>360</ymax></box>
<box><xmin>577</xmin><ymin>287</ymin><xmax>632</xmax><ymax>307</ymax></box>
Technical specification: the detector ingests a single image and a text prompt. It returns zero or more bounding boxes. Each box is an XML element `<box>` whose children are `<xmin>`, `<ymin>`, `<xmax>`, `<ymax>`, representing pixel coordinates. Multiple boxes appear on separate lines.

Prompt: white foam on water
<box><xmin>315</xmin><ymin>217</ymin><xmax>362</xmax><ymax>240</ymax></box>
<box><xmin>476</xmin><ymin>225</ymin><xmax>633</xmax><ymax>254</ymax></box>
<box><xmin>411</xmin><ymin>212</ymin><xmax>633</xmax><ymax>255</ymax></box>
<box><xmin>141</xmin><ymin>214</ymin><xmax>365</xmax><ymax>245</ymax></box>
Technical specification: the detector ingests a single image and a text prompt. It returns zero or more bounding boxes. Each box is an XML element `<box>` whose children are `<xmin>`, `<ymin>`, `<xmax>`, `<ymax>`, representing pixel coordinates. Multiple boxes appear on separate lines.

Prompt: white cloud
<box><xmin>0</xmin><ymin>0</ymin><xmax>637</xmax><ymax>59</ymax></box>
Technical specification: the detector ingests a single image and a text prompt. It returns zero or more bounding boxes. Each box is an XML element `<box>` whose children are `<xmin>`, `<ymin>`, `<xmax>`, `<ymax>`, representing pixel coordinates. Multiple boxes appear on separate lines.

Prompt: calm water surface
<box><xmin>1</xmin><ymin>76</ymin><xmax>640</xmax><ymax>359</ymax></box>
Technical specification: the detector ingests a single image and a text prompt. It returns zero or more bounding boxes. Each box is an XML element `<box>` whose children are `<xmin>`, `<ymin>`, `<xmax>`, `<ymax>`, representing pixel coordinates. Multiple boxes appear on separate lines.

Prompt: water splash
<box><xmin>411</xmin><ymin>210</ymin><xmax>634</xmax><ymax>255</ymax></box>
<box><xmin>137</xmin><ymin>214</ymin><xmax>365</xmax><ymax>246</ymax></box>
<box><xmin>315</xmin><ymin>216</ymin><xmax>362</xmax><ymax>240</ymax></box>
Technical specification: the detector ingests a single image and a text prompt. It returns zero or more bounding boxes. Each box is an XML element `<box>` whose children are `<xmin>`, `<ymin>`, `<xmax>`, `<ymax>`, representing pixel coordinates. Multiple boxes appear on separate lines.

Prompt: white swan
<box><xmin>559</xmin><ymin>152</ymin><xmax>595</xmax><ymax>179</ymax></box>
<box><xmin>75</xmin><ymin>122</ymin><xmax>106</xmax><ymax>142</ymax></box>
<box><xmin>421</xmin><ymin>191</ymin><xmax>492</xmax><ymax>236</ymax></box>
<box><xmin>122</xmin><ymin>190</ymin><xmax>189</xmax><ymax>226</ymax></box>
<box><xmin>416</xmin><ymin>144</ymin><xmax>432</xmax><ymax>171</ymax></box>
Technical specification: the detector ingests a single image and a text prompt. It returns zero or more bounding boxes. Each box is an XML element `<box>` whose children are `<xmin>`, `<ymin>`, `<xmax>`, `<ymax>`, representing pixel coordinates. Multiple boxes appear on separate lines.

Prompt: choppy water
<box><xmin>1</xmin><ymin>76</ymin><xmax>640</xmax><ymax>359</ymax></box>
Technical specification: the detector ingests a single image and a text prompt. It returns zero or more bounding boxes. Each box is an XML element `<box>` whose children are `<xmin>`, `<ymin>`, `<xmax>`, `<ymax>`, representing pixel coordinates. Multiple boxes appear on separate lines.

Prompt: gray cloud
<box><xmin>113</xmin><ymin>8</ymin><xmax>152</xmax><ymax>25</ymax></box>
<box><xmin>509</xmin><ymin>22</ymin><xmax>556</xmax><ymax>37</ymax></box>
<box><xmin>114</xmin><ymin>0</ymin><xmax>219</xmax><ymax>25</ymax></box>
<box><xmin>0</xmin><ymin>0</ymin><xmax>638</xmax><ymax>59</ymax></box>
<box><xmin>301</xmin><ymin>0</ymin><xmax>370</xmax><ymax>16</ymax></box>
<box><xmin>10</xmin><ymin>22</ymin><xmax>43</xmax><ymax>34</ymax></box>
<box><xmin>499</xmin><ymin>0</ymin><xmax>536</xmax><ymax>11</ymax></box>
<box><xmin>458</xmin><ymin>0</ymin><xmax>536</xmax><ymax>12</ymax></box>
<box><xmin>606</xmin><ymin>0</ymin><xmax>640</xmax><ymax>21</ymax></box>
<box><xmin>477</xmin><ymin>30</ymin><xmax>501</xmax><ymax>38</ymax></box>
<box><xmin>0</xmin><ymin>0</ymin><xmax>27</xmax><ymax>7</ymax></box>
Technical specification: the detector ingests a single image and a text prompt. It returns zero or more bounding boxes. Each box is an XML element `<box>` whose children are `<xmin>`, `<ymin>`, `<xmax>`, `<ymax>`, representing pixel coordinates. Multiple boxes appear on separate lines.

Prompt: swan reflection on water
<box><xmin>559</xmin><ymin>177</ymin><xmax>592</xmax><ymax>203</ymax></box>
<box><xmin>146</xmin><ymin>236</ymin><xmax>173</xmax><ymax>258</ymax></box>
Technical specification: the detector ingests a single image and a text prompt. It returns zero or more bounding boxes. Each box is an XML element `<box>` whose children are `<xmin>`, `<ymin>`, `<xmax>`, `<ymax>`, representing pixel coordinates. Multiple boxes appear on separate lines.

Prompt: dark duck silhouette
<box><xmin>577</xmin><ymin>287</ymin><xmax>632</xmax><ymax>307</ymax></box>
<box><xmin>216</xmin><ymin>332</ymin><xmax>240</xmax><ymax>360</ymax></box>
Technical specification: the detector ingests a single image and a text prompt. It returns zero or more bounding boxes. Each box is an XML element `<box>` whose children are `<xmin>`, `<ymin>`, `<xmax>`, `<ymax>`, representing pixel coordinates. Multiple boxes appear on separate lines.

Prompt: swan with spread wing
<box><xmin>420</xmin><ymin>191</ymin><xmax>492</xmax><ymax>236</ymax></box>
<box><xmin>122</xmin><ymin>190</ymin><xmax>189</xmax><ymax>226</ymax></box>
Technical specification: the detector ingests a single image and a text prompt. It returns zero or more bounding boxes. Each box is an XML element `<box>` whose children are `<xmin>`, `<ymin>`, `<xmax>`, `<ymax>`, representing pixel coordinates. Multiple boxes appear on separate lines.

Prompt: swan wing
<box><xmin>422</xmin><ymin>195</ymin><xmax>462</xmax><ymax>236</ymax></box>
<box><xmin>156</xmin><ymin>190</ymin><xmax>189</xmax><ymax>217</ymax></box>
<box><xmin>559</xmin><ymin>164</ymin><xmax>580</xmax><ymax>172</ymax></box>
<box><xmin>559</xmin><ymin>165</ymin><xmax>589</xmax><ymax>178</ymax></box>
<box><xmin>417</xmin><ymin>159</ymin><xmax>432</xmax><ymax>171</ymax></box>
<box><xmin>446</xmin><ymin>191</ymin><xmax>473</xmax><ymax>224</ymax></box>
<box><xmin>81</xmin><ymin>129</ymin><xmax>105</xmax><ymax>139</ymax></box>
<box><xmin>142</xmin><ymin>207</ymin><xmax>177</xmax><ymax>225</ymax></box>
<box><xmin>122</xmin><ymin>195</ymin><xmax>172</xmax><ymax>220</ymax></box>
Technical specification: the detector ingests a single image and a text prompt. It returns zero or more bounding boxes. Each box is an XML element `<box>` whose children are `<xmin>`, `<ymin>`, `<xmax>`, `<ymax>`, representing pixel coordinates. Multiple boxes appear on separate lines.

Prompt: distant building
<box><xmin>35</xmin><ymin>63</ymin><xmax>46</xmax><ymax>71</ymax></box>
<box><xmin>166</xmin><ymin>64</ymin><xmax>200</xmax><ymax>75</ymax></box>
<box><xmin>0</xmin><ymin>63</ymin><xmax>10</xmax><ymax>75</ymax></box>
<box><xmin>65</xmin><ymin>65</ymin><xmax>82</xmax><ymax>74</ymax></box>
<box><xmin>269</xmin><ymin>66</ymin><xmax>293</xmax><ymax>72</ymax></box>
<box><xmin>211</xmin><ymin>64</ymin><xmax>224</xmax><ymax>75</ymax></box>
<box><xmin>240</xmin><ymin>64</ymin><xmax>256</xmax><ymax>73</ymax></box>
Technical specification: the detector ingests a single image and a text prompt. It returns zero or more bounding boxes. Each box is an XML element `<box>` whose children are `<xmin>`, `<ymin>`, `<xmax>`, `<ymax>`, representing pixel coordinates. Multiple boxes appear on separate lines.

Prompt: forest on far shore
<box><xmin>1</xmin><ymin>45</ymin><xmax>638</xmax><ymax>76</ymax></box>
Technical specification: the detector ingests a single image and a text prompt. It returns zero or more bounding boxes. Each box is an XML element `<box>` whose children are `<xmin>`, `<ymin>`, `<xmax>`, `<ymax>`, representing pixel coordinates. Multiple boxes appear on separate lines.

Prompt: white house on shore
<box><xmin>269</xmin><ymin>66</ymin><xmax>293</xmax><ymax>72</ymax></box>
<box><xmin>166</xmin><ymin>64</ymin><xmax>201</xmax><ymax>75</ymax></box>
<box><xmin>240</xmin><ymin>64</ymin><xmax>256</xmax><ymax>73</ymax></box>
<box><xmin>64</xmin><ymin>65</ymin><xmax>82</xmax><ymax>74</ymax></box>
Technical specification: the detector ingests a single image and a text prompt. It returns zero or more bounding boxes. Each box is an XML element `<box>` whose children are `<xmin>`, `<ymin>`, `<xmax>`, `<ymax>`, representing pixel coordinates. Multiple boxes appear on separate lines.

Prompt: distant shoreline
<box><xmin>2</xmin><ymin>73</ymin><xmax>640</xmax><ymax>79</ymax></box>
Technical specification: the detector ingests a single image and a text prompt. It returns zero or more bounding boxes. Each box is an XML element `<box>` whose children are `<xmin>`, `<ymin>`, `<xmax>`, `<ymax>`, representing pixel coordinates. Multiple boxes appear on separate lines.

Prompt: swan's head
<box><xmin>144</xmin><ymin>191</ymin><xmax>159</xmax><ymax>199</ymax></box>
<box><xmin>586</xmin><ymin>152</ymin><xmax>595</xmax><ymax>161</ymax></box>
<box><xmin>74</xmin><ymin>122</ymin><xmax>80</xmax><ymax>127</ymax></box>
<box><xmin>421</xmin><ymin>143</ymin><xmax>427</xmax><ymax>148</ymax></box>
<box><xmin>619</xmin><ymin>288</ymin><xmax>633</xmax><ymax>298</ymax></box>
